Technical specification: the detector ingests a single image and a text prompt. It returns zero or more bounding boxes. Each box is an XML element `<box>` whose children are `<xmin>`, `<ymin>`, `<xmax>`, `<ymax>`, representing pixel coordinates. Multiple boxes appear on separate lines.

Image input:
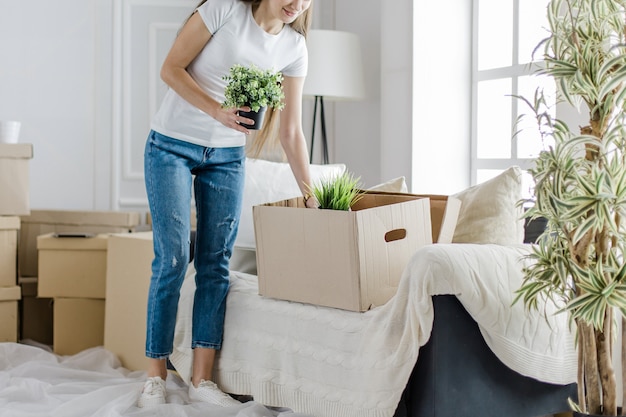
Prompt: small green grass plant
<box><xmin>307</xmin><ymin>171</ymin><xmax>364</xmax><ymax>211</ymax></box>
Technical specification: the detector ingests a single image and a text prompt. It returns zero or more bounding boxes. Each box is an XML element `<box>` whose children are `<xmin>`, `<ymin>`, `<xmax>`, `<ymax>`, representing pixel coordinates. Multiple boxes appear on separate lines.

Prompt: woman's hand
<box><xmin>214</xmin><ymin>106</ymin><xmax>254</xmax><ymax>134</ymax></box>
<box><xmin>304</xmin><ymin>193</ymin><xmax>319</xmax><ymax>209</ymax></box>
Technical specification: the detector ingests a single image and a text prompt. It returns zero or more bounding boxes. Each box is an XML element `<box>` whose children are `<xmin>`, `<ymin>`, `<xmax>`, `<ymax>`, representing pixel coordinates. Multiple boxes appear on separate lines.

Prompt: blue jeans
<box><xmin>144</xmin><ymin>130</ymin><xmax>245</xmax><ymax>358</ymax></box>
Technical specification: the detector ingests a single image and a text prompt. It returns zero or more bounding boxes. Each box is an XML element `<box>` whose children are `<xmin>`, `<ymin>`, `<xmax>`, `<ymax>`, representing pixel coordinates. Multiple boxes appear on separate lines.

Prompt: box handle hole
<box><xmin>385</xmin><ymin>229</ymin><xmax>407</xmax><ymax>242</ymax></box>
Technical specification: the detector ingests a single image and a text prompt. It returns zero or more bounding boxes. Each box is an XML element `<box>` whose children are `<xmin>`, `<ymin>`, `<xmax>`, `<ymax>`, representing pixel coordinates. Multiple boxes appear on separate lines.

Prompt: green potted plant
<box><xmin>306</xmin><ymin>171</ymin><xmax>364</xmax><ymax>210</ymax></box>
<box><xmin>222</xmin><ymin>63</ymin><xmax>285</xmax><ymax>130</ymax></box>
<box><xmin>514</xmin><ymin>0</ymin><xmax>626</xmax><ymax>415</ymax></box>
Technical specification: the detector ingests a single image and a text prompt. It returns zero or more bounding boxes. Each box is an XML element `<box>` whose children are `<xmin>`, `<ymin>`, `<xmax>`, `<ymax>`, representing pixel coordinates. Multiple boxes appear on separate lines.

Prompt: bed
<box><xmin>166</xmin><ymin>161</ymin><xmax>577</xmax><ymax>417</ymax></box>
<box><xmin>0</xmin><ymin>161</ymin><xmax>578</xmax><ymax>417</ymax></box>
<box><xmin>170</xmin><ymin>242</ymin><xmax>577</xmax><ymax>417</ymax></box>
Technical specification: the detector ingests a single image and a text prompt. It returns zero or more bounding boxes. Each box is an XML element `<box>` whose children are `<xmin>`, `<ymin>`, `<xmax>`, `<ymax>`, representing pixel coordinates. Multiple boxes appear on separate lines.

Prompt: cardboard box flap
<box><xmin>266</xmin><ymin>192</ymin><xmax>460</xmax><ymax>244</ymax></box>
<box><xmin>0</xmin><ymin>216</ymin><xmax>20</xmax><ymax>230</ymax></box>
<box><xmin>0</xmin><ymin>143</ymin><xmax>33</xmax><ymax>159</ymax></box>
<box><xmin>37</xmin><ymin>233</ymin><xmax>110</xmax><ymax>250</ymax></box>
<box><xmin>22</xmin><ymin>209</ymin><xmax>141</xmax><ymax>227</ymax></box>
<box><xmin>262</xmin><ymin>197</ymin><xmax>306</xmax><ymax>208</ymax></box>
<box><xmin>263</xmin><ymin>193</ymin><xmax>430</xmax><ymax>211</ymax></box>
<box><xmin>426</xmin><ymin>195</ymin><xmax>461</xmax><ymax>244</ymax></box>
<box><xmin>355</xmin><ymin>191</ymin><xmax>461</xmax><ymax>244</ymax></box>
<box><xmin>0</xmin><ymin>286</ymin><xmax>21</xmax><ymax>301</ymax></box>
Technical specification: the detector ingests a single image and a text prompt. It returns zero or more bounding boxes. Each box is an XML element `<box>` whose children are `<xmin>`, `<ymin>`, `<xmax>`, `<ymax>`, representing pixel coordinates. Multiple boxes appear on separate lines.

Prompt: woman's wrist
<box><xmin>303</xmin><ymin>192</ymin><xmax>318</xmax><ymax>208</ymax></box>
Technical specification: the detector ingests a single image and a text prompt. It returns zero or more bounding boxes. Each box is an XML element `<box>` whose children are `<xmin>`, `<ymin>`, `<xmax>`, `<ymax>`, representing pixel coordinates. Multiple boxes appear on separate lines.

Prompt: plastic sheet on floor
<box><xmin>0</xmin><ymin>342</ymin><xmax>313</xmax><ymax>417</ymax></box>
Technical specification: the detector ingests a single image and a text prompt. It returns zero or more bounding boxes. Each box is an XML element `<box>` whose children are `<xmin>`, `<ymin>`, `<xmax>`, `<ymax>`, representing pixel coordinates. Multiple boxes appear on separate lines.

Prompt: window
<box><xmin>472</xmin><ymin>0</ymin><xmax>554</xmax><ymax>198</ymax></box>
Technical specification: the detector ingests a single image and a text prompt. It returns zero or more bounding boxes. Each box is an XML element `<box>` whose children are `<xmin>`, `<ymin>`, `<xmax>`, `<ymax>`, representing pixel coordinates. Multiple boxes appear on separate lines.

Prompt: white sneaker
<box><xmin>137</xmin><ymin>376</ymin><xmax>166</xmax><ymax>407</ymax></box>
<box><xmin>188</xmin><ymin>379</ymin><xmax>241</xmax><ymax>407</ymax></box>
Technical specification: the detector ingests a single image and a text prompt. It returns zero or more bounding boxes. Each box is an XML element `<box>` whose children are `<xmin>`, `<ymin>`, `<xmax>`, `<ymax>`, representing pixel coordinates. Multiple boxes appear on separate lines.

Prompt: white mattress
<box><xmin>171</xmin><ymin>243</ymin><xmax>577</xmax><ymax>417</ymax></box>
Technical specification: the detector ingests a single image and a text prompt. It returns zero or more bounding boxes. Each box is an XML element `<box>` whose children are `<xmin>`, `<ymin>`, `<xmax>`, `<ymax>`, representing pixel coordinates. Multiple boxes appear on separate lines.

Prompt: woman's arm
<box><xmin>279</xmin><ymin>75</ymin><xmax>317</xmax><ymax>207</ymax></box>
<box><xmin>159</xmin><ymin>11</ymin><xmax>250</xmax><ymax>133</ymax></box>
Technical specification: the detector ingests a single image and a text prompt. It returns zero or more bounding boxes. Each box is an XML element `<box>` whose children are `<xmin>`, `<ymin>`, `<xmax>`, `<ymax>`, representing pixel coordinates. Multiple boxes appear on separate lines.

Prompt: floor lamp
<box><xmin>303</xmin><ymin>30</ymin><xmax>365</xmax><ymax>164</ymax></box>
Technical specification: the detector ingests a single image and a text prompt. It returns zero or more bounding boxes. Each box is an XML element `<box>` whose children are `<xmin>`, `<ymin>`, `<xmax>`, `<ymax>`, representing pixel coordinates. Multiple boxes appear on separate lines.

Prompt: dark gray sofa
<box><xmin>393</xmin><ymin>216</ymin><xmax>575</xmax><ymax>417</ymax></box>
<box><xmin>393</xmin><ymin>295</ymin><xmax>576</xmax><ymax>417</ymax></box>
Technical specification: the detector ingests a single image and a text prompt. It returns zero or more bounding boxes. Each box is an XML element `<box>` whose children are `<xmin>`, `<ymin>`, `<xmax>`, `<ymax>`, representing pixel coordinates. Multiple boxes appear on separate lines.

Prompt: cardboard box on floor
<box><xmin>37</xmin><ymin>233</ymin><xmax>109</xmax><ymax>299</ymax></box>
<box><xmin>19</xmin><ymin>209</ymin><xmax>141</xmax><ymax>277</ymax></box>
<box><xmin>253</xmin><ymin>193</ymin><xmax>460</xmax><ymax>312</ymax></box>
<box><xmin>19</xmin><ymin>277</ymin><xmax>53</xmax><ymax>346</ymax></box>
<box><xmin>104</xmin><ymin>232</ymin><xmax>154</xmax><ymax>371</ymax></box>
<box><xmin>0</xmin><ymin>216</ymin><xmax>20</xmax><ymax>287</ymax></box>
<box><xmin>53</xmin><ymin>297</ymin><xmax>104</xmax><ymax>356</ymax></box>
<box><xmin>0</xmin><ymin>286</ymin><xmax>21</xmax><ymax>342</ymax></box>
<box><xmin>0</xmin><ymin>144</ymin><xmax>33</xmax><ymax>216</ymax></box>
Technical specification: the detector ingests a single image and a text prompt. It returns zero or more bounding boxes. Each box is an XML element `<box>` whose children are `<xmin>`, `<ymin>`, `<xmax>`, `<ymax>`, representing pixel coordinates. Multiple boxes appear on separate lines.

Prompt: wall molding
<box><xmin>112</xmin><ymin>0</ymin><xmax>195</xmax><ymax>210</ymax></box>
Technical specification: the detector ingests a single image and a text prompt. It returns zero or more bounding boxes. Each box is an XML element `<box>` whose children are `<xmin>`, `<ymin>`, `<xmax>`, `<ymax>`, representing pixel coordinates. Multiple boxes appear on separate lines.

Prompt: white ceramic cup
<box><xmin>0</xmin><ymin>121</ymin><xmax>22</xmax><ymax>144</ymax></box>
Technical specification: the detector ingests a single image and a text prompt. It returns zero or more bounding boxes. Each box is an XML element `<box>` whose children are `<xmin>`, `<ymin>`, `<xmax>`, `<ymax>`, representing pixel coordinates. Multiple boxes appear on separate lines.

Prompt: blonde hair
<box><xmin>188</xmin><ymin>0</ymin><xmax>313</xmax><ymax>158</ymax></box>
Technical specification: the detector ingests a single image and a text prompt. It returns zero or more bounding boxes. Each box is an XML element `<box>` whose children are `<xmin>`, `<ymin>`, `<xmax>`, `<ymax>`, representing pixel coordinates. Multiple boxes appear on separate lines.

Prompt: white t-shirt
<box><xmin>151</xmin><ymin>0</ymin><xmax>308</xmax><ymax>148</ymax></box>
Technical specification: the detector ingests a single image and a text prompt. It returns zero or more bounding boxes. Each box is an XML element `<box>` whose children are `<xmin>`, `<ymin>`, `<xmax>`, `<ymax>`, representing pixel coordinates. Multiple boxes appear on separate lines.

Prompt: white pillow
<box><xmin>235</xmin><ymin>158</ymin><xmax>346</xmax><ymax>251</ymax></box>
<box><xmin>367</xmin><ymin>176</ymin><xmax>408</xmax><ymax>193</ymax></box>
<box><xmin>451</xmin><ymin>166</ymin><xmax>524</xmax><ymax>245</ymax></box>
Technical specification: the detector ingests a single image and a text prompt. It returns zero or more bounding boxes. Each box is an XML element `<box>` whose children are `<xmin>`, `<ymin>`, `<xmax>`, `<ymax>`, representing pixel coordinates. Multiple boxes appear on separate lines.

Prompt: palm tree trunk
<box><xmin>622</xmin><ymin>315</ymin><xmax>626</xmax><ymax>415</ymax></box>
<box><xmin>579</xmin><ymin>331</ymin><xmax>587</xmax><ymax>413</ymax></box>
<box><xmin>582</xmin><ymin>320</ymin><xmax>602</xmax><ymax>414</ymax></box>
<box><xmin>597</xmin><ymin>308</ymin><xmax>616</xmax><ymax>415</ymax></box>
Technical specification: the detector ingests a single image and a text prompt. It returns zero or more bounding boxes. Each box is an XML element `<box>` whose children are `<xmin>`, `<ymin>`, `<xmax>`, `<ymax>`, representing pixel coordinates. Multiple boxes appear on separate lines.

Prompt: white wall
<box><xmin>333</xmin><ymin>1</ymin><xmax>382</xmax><ymax>189</ymax></box>
<box><xmin>1</xmin><ymin>1</ymin><xmax>99</xmax><ymax>210</ymax></box>
<box><xmin>0</xmin><ymin>0</ymin><xmax>472</xmax><ymax>212</ymax></box>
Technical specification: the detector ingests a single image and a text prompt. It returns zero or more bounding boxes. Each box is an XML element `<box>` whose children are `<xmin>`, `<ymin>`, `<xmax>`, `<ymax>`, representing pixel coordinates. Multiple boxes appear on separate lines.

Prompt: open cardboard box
<box><xmin>253</xmin><ymin>192</ymin><xmax>460</xmax><ymax>312</ymax></box>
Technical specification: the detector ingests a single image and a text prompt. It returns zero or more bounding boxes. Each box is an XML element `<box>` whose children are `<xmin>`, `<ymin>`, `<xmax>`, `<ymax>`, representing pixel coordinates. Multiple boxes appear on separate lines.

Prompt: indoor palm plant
<box><xmin>515</xmin><ymin>0</ymin><xmax>626</xmax><ymax>415</ymax></box>
<box><xmin>222</xmin><ymin>63</ymin><xmax>285</xmax><ymax>129</ymax></box>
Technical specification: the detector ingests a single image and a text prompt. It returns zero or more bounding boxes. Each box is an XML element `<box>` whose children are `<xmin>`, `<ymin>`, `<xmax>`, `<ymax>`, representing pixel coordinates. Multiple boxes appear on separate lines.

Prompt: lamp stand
<box><xmin>309</xmin><ymin>95</ymin><xmax>329</xmax><ymax>164</ymax></box>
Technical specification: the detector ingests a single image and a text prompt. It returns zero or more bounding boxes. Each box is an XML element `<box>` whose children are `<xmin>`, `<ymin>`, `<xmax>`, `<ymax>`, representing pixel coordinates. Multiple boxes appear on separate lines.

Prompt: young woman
<box><xmin>139</xmin><ymin>0</ymin><xmax>314</xmax><ymax>408</ymax></box>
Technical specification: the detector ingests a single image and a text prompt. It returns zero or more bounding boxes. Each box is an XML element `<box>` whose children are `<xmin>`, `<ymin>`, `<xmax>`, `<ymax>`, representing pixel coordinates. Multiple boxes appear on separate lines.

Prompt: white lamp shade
<box><xmin>303</xmin><ymin>30</ymin><xmax>366</xmax><ymax>101</ymax></box>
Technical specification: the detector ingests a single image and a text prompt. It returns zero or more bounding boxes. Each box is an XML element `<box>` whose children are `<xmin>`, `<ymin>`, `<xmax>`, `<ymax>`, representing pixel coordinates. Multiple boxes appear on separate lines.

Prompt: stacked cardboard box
<box><xmin>18</xmin><ymin>210</ymin><xmax>141</xmax><ymax>348</ymax></box>
<box><xmin>37</xmin><ymin>233</ymin><xmax>109</xmax><ymax>355</ymax></box>
<box><xmin>20</xmin><ymin>210</ymin><xmax>142</xmax><ymax>278</ymax></box>
<box><xmin>0</xmin><ymin>217</ymin><xmax>21</xmax><ymax>342</ymax></box>
<box><xmin>19</xmin><ymin>277</ymin><xmax>52</xmax><ymax>345</ymax></box>
<box><xmin>104</xmin><ymin>232</ymin><xmax>154</xmax><ymax>371</ymax></box>
<box><xmin>0</xmin><ymin>143</ymin><xmax>148</xmax><ymax>351</ymax></box>
<box><xmin>0</xmin><ymin>143</ymin><xmax>33</xmax><ymax>216</ymax></box>
<box><xmin>0</xmin><ymin>286</ymin><xmax>21</xmax><ymax>342</ymax></box>
<box><xmin>0</xmin><ymin>216</ymin><xmax>19</xmax><ymax>287</ymax></box>
<box><xmin>0</xmin><ymin>144</ymin><xmax>31</xmax><ymax>342</ymax></box>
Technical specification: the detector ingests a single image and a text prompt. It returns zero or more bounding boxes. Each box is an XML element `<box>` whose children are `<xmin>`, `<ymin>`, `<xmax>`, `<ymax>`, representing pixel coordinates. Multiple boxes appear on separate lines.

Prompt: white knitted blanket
<box><xmin>170</xmin><ymin>243</ymin><xmax>577</xmax><ymax>417</ymax></box>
